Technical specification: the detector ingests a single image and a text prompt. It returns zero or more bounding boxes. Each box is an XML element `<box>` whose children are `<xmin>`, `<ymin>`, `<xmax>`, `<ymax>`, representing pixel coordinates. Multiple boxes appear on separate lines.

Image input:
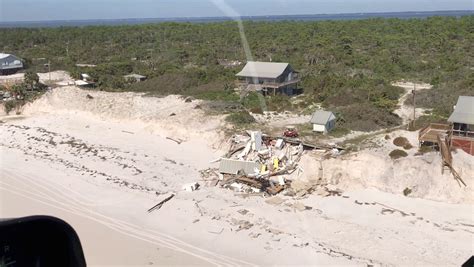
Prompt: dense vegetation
<box><xmin>0</xmin><ymin>71</ymin><xmax>47</xmax><ymax>114</ymax></box>
<box><xmin>1</xmin><ymin>16</ymin><xmax>472</xmax><ymax>130</ymax></box>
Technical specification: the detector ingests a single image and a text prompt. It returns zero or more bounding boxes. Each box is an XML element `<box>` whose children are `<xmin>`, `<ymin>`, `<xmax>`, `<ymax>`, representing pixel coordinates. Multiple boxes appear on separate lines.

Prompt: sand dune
<box><xmin>1</xmin><ymin>87</ymin><xmax>473</xmax><ymax>265</ymax></box>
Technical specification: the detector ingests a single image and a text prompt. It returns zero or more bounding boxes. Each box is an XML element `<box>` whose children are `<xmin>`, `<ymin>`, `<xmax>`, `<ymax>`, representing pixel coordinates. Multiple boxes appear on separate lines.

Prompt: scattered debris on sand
<box><xmin>166</xmin><ymin>136</ymin><xmax>184</xmax><ymax>145</ymax></box>
<box><xmin>199</xmin><ymin>130</ymin><xmax>343</xmax><ymax>196</ymax></box>
<box><xmin>147</xmin><ymin>193</ymin><xmax>175</xmax><ymax>213</ymax></box>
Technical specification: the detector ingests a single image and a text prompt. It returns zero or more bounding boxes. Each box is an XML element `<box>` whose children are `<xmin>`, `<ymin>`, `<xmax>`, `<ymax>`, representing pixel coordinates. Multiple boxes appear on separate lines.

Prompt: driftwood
<box><xmin>208</xmin><ymin>228</ymin><xmax>224</xmax><ymax>235</ymax></box>
<box><xmin>121</xmin><ymin>130</ymin><xmax>134</xmax><ymax>134</ymax></box>
<box><xmin>147</xmin><ymin>193</ymin><xmax>175</xmax><ymax>213</ymax></box>
<box><xmin>166</xmin><ymin>137</ymin><xmax>182</xmax><ymax>145</ymax></box>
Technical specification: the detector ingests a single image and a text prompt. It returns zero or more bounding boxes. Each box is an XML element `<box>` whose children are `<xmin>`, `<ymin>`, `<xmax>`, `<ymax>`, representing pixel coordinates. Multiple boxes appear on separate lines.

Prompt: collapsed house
<box><xmin>217</xmin><ymin>131</ymin><xmax>303</xmax><ymax>195</ymax></box>
<box><xmin>198</xmin><ymin>131</ymin><xmax>343</xmax><ymax>196</ymax></box>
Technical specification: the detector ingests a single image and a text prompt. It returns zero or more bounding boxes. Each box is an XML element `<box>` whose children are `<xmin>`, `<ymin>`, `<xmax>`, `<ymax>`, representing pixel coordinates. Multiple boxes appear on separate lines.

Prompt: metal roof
<box><xmin>0</xmin><ymin>53</ymin><xmax>11</xmax><ymax>60</ymax></box>
<box><xmin>124</xmin><ymin>74</ymin><xmax>146</xmax><ymax>79</ymax></box>
<box><xmin>219</xmin><ymin>158</ymin><xmax>259</xmax><ymax>175</ymax></box>
<box><xmin>310</xmin><ymin>110</ymin><xmax>336</xmax><ymax>125</ymax></box>
<box><xmin>236</xmin><ymin>61</ymin><xmax>289</xmax><ymax>79</ymax></box>
<box><xmin>448</xmin><ymin>96</ymin><xmax>474</xmax><ymax>124</ymax></box>
<box><xmin>0</xmin><ymin>54</ymin><xmax>23</xmax><ymax>70</ymax></box>
<box><xmin>74</xmin><ymin>80</ymin><xmax>90</xmax><ymax>86</ymax></box>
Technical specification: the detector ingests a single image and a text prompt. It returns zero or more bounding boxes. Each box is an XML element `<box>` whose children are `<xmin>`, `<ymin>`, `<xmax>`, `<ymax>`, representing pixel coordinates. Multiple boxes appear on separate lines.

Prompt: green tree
<box><xmin>11</xmin><ymin>83</ymin><xmax>27</xmax><ymax>99</ymax></box>
<box><xmin>24</xmin><ymin>71</ymin><xmax>39</xmax><ymax>88</ymax></box>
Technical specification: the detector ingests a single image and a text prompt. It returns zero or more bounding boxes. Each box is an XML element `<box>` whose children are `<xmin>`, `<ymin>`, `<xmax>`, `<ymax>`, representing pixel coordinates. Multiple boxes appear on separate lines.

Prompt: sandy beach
<box><xmin>1</xmin><ymin>86</ymin><xmax>473</xmax><ymax>266</ymax></box>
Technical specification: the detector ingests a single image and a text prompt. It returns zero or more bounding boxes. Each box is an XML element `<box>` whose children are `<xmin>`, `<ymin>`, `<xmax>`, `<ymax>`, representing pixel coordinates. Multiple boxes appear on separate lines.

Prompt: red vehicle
<box><xmin>283</xmin><ymin>126</ymin><xmax>299</xmax><ymax>138</ymax></box>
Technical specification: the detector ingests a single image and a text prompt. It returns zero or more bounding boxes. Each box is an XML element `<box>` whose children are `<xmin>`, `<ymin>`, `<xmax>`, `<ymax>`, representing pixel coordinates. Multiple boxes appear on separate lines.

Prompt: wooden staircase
<box><xmin>437</xmin><ymin>134</ymin><xmax>466</xmax><ymax>187</ymax></box>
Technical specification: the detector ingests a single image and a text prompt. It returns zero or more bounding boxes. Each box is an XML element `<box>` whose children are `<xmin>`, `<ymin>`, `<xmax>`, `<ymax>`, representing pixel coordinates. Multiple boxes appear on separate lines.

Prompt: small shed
<box><xmin>74</xmin><ymin>80</ymin><xmax>94</xmax><ymax>88</ymax></box>
<box><xmin>0</xmin><ymin>53</ymin><xmax>23</xmax><ymax>75</ymax></box>
<box><xmin>310</xmin><ymin>110</ymin><xmax>336</xmax><ymax>134</ymax></box>
<box><xmin>80</xmin><ymin>73</ymin><xmax>92</xmax><ymax>81</ymax></box>
<box><xmin>124</xmin><ymin>74</ymin><xmax>147</xmax><ymax>82</ymax></box>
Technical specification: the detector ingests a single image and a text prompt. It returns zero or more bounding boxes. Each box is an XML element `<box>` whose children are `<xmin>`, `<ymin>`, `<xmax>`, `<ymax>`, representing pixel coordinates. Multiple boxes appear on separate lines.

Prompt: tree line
<box><xmin>0</xmin><ymin>16</ymin><xmax>472</xmax><ymax>130</ymax></box>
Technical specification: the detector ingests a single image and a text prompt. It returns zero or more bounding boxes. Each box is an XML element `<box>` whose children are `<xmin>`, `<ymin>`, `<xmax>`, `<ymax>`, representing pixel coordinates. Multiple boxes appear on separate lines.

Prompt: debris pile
<box><xmin>202</xmin><ymin>131</ymin><xmax>320</xmax><ymax>196</ymax></box>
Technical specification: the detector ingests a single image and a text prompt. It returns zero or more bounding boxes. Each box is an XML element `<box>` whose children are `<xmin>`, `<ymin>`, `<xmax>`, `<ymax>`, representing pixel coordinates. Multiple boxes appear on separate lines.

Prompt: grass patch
<box><xmin>389</xmin><ymin>149</ymin><xmax>408</xmax><ymax>160</ymax></box>
<box><xmin>329</xmin><ymin>126</ymin><xmax>351</xmax><ymax>138</ymax></box>
<box><xmin>4</xmin><ymin>100</ymin><xmax>22</xmax><ymax>114</ymax></box>
<box><xmin>296</xmin><ymin>123</ymin><xmax>316</xmax><ymax>138</ymax></box>
<box><xmin>225</xmin><ymin>111</ymin><xmax>256</xmax><ymax>125</ymax></box>
<box><xmin>193</xmin><ymin>90</ymin><xmax>239</xmax><ymax>102</ymax></box>
<box><xmin>393</xmin><ymin>137</ymin><xmax>413</xmax><ymax>150</ymax></box>
<box><xmin>403</xmin><ymin>187</ymin><xmax>412</xmax><ymax>196</ymax></box>
<box><xmin>411</xmin><ymin>114</ymin><xmax>449</xmax><ymax>131</ymax></box>
<box><xmin>417</xmin><ymin>145</ymin><xmax>435</xmax><ymax>155</ymax></box>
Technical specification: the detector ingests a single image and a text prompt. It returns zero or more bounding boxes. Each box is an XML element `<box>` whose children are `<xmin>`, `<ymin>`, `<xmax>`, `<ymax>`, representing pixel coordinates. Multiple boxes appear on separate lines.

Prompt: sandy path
<box><xmin>392</xmin><ymin>81</ymin><xmax>433</xmax><ymax>124</ymax></box>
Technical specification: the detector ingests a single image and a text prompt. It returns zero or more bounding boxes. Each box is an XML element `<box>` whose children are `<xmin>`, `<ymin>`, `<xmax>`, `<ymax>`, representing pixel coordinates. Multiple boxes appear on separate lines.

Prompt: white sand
<box><xmin>0</xmin><ymin>173</ymin><xmax>208</xmax><ymax>266</ymax></box>
<box><xmin>21</xmin><ymin>86</ymin><xmax>224</xmax><ymax>143</ymax></box>
<box><xmin>301</xmin><ymin>130</ymin><xmax>474</xmax><ymax>204</ymax></box>
<box><xmin>1</xmin><ymin>87</ymin><xmax>473</xmax><ymax>266</ymax></box>
<box><xmin>251</xmin><ymin>111</ymin><xmax>311</xmax><ymax>128</ymax></box>
<box><xmin>0</xmin><ymin>71</ymin><xmax>72</xmax><ymax>85</ymax></box>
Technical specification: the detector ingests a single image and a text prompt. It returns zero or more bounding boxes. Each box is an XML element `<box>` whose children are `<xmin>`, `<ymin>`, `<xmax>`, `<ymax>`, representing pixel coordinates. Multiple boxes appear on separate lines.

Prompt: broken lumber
<box><xmin>437</xmin><ymin>134</ymin><xmax>466</xmax><ymax>187</ymax></box>
<box><xmin>266</xmin><ymin>184</ymin><xmax>284</xmax><ymax>195</ymax></box>
<box><xmin>225</xmin><ymin>144</ymin><xmax>246</xmax><ymax>158</ymax></box>
<box><xmin>166</xmin><ymin>137</ymin><xmax>182</xmax><ymax>145</ymax></box>
<box><xmin>208</xmin><ymin>228</ymin><xmax>224</xmax><ymax>235</ymax></box>
<box><xmin>147</xmin><ymin>193</ymin><xmax>175</xmax><ymax>213</ymax></box>
<box><xmin>262</xmin><ymin>135</ymin><xmax>345</xmax><ymax>151</ymax></box>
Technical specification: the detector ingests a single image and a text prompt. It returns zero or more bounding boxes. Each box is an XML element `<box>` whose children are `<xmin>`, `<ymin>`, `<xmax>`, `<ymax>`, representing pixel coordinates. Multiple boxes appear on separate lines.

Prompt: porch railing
<box><xmin>236</xmin><ymin>78</ymin><xmax>300</xmax><ymax>89</ymax></box>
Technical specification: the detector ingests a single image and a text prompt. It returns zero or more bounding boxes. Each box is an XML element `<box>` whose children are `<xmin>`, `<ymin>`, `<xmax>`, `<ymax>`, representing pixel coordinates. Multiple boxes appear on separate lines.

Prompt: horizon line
<box><xmin>0</xmin><ymin>9</ymin><xmax>472</xmax><ymax>24</ymax></box>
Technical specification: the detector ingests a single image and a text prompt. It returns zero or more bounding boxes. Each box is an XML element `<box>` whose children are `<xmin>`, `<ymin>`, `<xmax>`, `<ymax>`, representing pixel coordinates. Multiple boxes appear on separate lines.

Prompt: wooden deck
<box><xmin>419</xmin><ymin>123</ymin><xmax>450</xmax><ymax>144</ymax></box>
<box><xmin>237</xmin><ymin>79</ymin><xmax>300</xmax><ymax>90</ymax></box>
<box><xmin>419</xmin><ymin>123</ymin><xmax>474</xmax><ymax>155</ymax></box>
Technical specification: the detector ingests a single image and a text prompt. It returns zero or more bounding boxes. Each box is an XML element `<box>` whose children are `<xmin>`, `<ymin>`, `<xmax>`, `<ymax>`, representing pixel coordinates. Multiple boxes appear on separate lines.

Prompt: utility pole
<box><xmin>412</xmin><ymin>83</ymin><xmax>416</xmax><ymax>128</ymax></box>
<box><xmin>66</xmin><ymin>41</ymin><xmax>69</xmax><ymax>57</ymax></box>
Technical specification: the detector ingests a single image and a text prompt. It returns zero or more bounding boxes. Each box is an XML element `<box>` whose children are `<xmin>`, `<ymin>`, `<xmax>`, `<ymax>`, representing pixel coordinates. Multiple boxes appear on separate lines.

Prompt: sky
<box><xmin>0</xmin><ymin>0</ymin><xmax>472</xmax><ymax>22</ymax></box>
